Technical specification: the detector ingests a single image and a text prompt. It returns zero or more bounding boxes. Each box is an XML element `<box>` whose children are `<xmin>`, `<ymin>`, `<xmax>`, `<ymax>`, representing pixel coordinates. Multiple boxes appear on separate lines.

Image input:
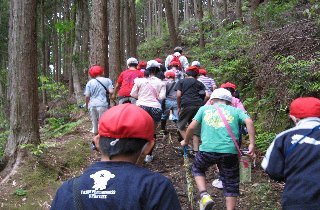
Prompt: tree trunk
<box><xmin>222</xmin><ymin>0</ymin><xmax>228</xmax><ymax>24</ymax></box>
<box><xmin>72</xmin><ymin>0</ymin><xmax>84</xmax><ymax>104</ymax></box>
<box><xmin>81</xmin><ymin>0</ymin><xmax>90</xmax><ymax>81</ymax></box>
<box><xmin>235</xmin><ymin>0</ymin><xmax>243</xmax><ymax>21</ymax></box>
<box><xmin>39</xmin><ymin>0</ymin><xmax>47</xmax><ymax>105</ymax></box>
<box><xmin>197</xmin><ymin>0</ymin><xmax>205</xmax><ymax>49</ymax></box>
<box><xmin>109</xmin><ymin>0</ymin><xmax>121</xmax><ymax>81</ymax></box>
<box><xmin>2</xmin><ymin>0</ymin><xmax>39</xmax><ymax>176</ymax></box>
<box><xmin>129</xmin><ymin>0</ymin><xmax>137</xmax><ymax>57</ymax></box>
<box><xmin>251</xmin><ymin>0</ymin><xmax>260</xmax><ymax>31</ymax></box>
<box><xmin>164</xmin><ymin>0</ymin><xmax>178</xmax><ymax>48</ymax></box>
<box><xmin>89</xmin><ymin>0</ymin><xmax>108</xmax><ymax>75</ymax></box>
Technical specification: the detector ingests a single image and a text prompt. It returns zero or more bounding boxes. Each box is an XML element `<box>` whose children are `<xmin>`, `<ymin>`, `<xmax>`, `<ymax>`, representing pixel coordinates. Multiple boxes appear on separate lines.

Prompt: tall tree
<box><xmin>109</xmin><ymin>0</ymin><xmax>121</xmax><ymax>81</ymax></box>
<box><xmin>89</xmin><ymin>0</ymin><xmax>108</xmax><ymax>74</ymax></box>
<box><xmin>251</xmin><ymin>0</ymin><xmax>260</xmax><ymax>30</ymax></box>
<box><xmin>72</xmin><ymin>0</ymin><xmax>86</xmax><ymax>104</ymax></box>
<box><xmin>129</xmin><ymin>0</ymin><xmax>137</xmax><ymax>57</ymax></box>
<box><xmin>235</xmin><ymin>0</ymin><xmax>243</xmax><ymax>21</ymax></box>
<box><xmin>164</xmin><ymin>0</ymin><xmax>178</xmax><ymax>48</ymax></box>
<box><xmin>2</xmin><ymin>0</ymin><xmax>39</xmax><ymax>177</ymax></box>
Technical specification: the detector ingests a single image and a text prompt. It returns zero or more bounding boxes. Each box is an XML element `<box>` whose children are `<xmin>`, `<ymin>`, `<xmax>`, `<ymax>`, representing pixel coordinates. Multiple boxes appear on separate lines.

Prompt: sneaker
<box><xmin>199</xmin><ymin>194</ymin><xmax>214</xmax><ymax>210</ymax></box>
<box><xmin>144</xmin><ymin>155</ymin><xmax>153</xmax><ymax>163</ymax></box>
<box><xmin>212</xmin><ymin>179</ymin><xmax>223</xmax><ymax>189</ymax></box>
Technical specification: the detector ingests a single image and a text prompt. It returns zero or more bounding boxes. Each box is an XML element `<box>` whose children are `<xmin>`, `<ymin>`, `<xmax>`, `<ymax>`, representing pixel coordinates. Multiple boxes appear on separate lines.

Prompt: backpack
<box><xmin>171</xmin><ymin>54</ymin><xmax>182</xmax><ymax>68</ymax></box>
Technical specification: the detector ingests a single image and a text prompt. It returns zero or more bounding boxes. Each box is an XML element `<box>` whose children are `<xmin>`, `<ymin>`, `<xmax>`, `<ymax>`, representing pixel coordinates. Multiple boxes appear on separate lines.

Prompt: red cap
<box><xmin>165</xmin><ymin>71</ymin><xmax>175</xmax><ymax>78</ymax></box>
<box><xmin>138</xmin><ymin>61</ymin><xmax>147</xmax><ymax>69</ymax></box>
<box><xmin>186</xmin><ymin>66</ymin><xmax>199</xmax><ymax>74</ymax></box>
<box><xmin>221</xmin><ymin>82</ymin><xmax>237</xmax><ymax>90</ymax></box>
<box><xmin>290</xmin><ymin>97</ymin><xmax>320</xmax><ymax>119</ymax></box>
<box><xmin>169</xmin><ymin>61</ymin><xmax>181</xmax><ymax>67</ymax></box>
<box><xmin>99</xmin><ymin>104</ymin><xmax>155</xmax><ymax>141</ymax></box>
<box><xmin>199</xmin><ymin>69</ymin><xmax>207</xmax><ymax>75</ymax></box>
<box><xmin>89</xmin><ymin>66</ymin><xmax>104</xmax><ymax>77</ymax></box>
<box><xmin>155</xmin><ymin>58</ymin><xmax>162</xmax><ymax>64</ymax></box>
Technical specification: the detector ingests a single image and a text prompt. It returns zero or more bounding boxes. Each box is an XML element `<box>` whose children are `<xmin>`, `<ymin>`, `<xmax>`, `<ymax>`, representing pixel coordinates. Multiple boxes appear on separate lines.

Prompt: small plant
<box><xmin>20</xmin><ymin>143</ymin><xmax>49</xmax><ymax>157</ymax></box>
<box><xmin>14</xmin><ymin>188</ymin><xmax>27</xmax><ymax>196</ymax></box>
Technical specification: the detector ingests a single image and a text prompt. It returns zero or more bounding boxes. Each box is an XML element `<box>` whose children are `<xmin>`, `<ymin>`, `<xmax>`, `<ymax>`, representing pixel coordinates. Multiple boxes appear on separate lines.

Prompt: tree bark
<box><xmin>3</xmin><ymin>0</ymin><xmax>39</xmax><ymax>175</ymax></box>
<box><xmin>164</xmin><ymin>0</ymin><xmax>178</xmax><ymax>48</ymax></box>
<box><xmin>251</xmin><ymin>0</ymin><xmax>260</xmax><ymax>31</ymax></box>
<box><xmin>197</xmin><ymin>0</ymin><xmax>205</xmax><ymax>49</ymax></box>
<box><xmin>129</xmin><ymin>0</ymin><xmax>137</xmax><ymax>57</ymax></box>
<box><xmin>72</xmin><ymin>0</ymin><xmax>85</xmax><ymax>104</ymax></box>
<box><xmin>236</xmin><ymin>0</ymin><xmax>243</xmax><ymax>21</ymax></box>
<box><xmin>89</xmin><ymin>0</ymin><xmax>108</xmax><ymax>74</ymax></box>
<box><xmin>109</xmin><ymin>0</ymin><xmax>121</xmax><ymax>81</ymax></box>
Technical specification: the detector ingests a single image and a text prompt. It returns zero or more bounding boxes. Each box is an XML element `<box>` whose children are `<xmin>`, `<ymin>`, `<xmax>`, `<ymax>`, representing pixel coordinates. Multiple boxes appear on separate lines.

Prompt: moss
<box><xmin>60</xmin><ymin>139</ymin><xmax>90</xmax><ymax>169</ymax></box>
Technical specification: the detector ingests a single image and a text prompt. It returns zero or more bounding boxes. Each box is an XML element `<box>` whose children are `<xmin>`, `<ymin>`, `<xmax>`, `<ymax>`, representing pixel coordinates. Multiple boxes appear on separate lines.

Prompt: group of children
<box><xmin>51</xmin><ymin>46</ymin><xmax>320</xmax><ymax>210</ymax></box>
<box><xmin>78</xmin><ymin>46</ymin><xmax>253</xmax><ymax>210</ymax></box>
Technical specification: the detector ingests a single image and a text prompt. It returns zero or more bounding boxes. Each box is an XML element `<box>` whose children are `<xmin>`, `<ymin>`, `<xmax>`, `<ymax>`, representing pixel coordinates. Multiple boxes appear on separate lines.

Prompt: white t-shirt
<box><xmin>84</xmin><ymin>77</ymin><xmax>113</xmax><ymax>108</ymax></box>
<box><xmin>130</xmin><ymin>76</ymin><xmax>166</xmax><ymax>109</ymax></box>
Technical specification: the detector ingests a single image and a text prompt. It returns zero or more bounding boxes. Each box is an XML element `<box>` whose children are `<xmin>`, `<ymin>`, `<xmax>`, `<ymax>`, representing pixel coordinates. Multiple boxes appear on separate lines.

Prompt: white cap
<box><xmin>147</xmin><ymin>60</ymin><xmax>160</xmax><ymax>68</ymax></box>
<box><xmin>191</xmin><ymin>61</ymin><xmax>200</xmax><ymax>67</ymax></box>
<box><xmin>127</xmin><ymin>57</ymin><xmax>138</xmax><ymax>66</ymax></box>
<box><xmin>210</xmin><ymin>88</ymin><xmax>232</xmax><ymax>102</ymax></box>
<box><xmin>173</xmin><ymin>52</ymin><xmax>181</xmax><ymax>57</ymax></box>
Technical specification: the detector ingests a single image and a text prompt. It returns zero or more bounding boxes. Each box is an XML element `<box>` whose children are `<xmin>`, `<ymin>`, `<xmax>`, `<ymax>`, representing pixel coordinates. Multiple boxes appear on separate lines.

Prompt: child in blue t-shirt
<box><xmin>181</xmin><ymin>88</ymin><xmax>255</xmax><ymax>210</ymax></box>
<box><xmin>51</xmin><ymin>104</ymin><xmax>181</xmax><ymax>210</ymax></box>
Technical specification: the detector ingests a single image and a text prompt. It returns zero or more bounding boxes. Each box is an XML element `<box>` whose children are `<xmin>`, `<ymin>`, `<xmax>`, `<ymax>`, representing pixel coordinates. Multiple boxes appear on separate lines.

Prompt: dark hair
<box><xmin>146</xmin><ymin>67</ymin><xmax>159</xmax><ymax>76</ymax></box>
<box><xmin>224</xmin><ymin>87</ymin><xmax>235</xmax><ymax>95</ymax></box>
<box><xmin>99</xmin><ymin>137</ymin><xmax>148</xmax><ymax>159</ymax></box>
<box><xmin>186</xmin><ymin>70</ymin><xmax>198</xmax><ymax>78</ymax></box>
<box><xmin>128</xmin><ymin>63</ymin><xmax>138</xmax><ymax>68</ymax></box>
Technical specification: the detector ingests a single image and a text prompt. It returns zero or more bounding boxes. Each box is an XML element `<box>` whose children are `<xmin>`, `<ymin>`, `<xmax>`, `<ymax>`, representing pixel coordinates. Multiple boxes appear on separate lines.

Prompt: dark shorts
<box><xmin>177</xmin><ymin>106</ymin><xmax>201</xmax><ymax>130</ymax></box>
<box><xmin>192</xmin><ymin>151</ymin><xmax>240</xmax><ymax>197</ymax></box>
<box><xmin>139</xmin><ymin>105</ymin><xmax>162</xmax><ymax>123</ymax></box>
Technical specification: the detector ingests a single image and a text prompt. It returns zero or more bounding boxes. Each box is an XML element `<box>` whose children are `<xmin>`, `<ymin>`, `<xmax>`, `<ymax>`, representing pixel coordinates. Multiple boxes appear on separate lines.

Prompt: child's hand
<box><xmin>248</xmin><ymin>143</ymin><xmax>255</xmax><ymax>157</ymax></box>
<box><xmin>180</xmin><ymin>140</ymin><xmax>188</xmax><ymax>146</ymax></box>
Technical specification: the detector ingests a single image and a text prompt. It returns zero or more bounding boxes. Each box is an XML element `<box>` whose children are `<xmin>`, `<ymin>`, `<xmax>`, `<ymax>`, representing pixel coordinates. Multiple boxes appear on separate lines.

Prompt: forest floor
<box><xmin>0</xmin><ymin>116</ymin><xmax>283</xmax><ymax>210</ymax></box>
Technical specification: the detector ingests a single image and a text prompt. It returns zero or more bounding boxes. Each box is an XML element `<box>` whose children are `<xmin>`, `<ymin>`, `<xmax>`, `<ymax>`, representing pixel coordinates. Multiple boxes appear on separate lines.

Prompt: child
<box><xmin>84</xmin><ymin>65</ymin><xmax>114</xmax><ymax>135</ymax></box>
<box><xmin>160</xmin><ymin>71</ymin><xmax>178</xmax><ymax>134</ymax></box>
<box><xmin>111</xmin><ymin>57</ymin><xmax>144</xmax><ymax>104</ymax></box>
<box><xmin>181</xmin><ymin>88</ymin><xmax>255</xmax><ymax>210</ymax></box>
<box><xmin>262</xmin><ymin>97</ymin><xmax>320</xmax><ymax>210</ymax></box>
<box><xmin>51</xmin><ymin>104</ymin><xmax>181</xmax><ymax>210</ymax></box>
<box><xmin>130</xmin><ymin>60</ymin><xmax>166</xmax><ymax>162</ymax></box>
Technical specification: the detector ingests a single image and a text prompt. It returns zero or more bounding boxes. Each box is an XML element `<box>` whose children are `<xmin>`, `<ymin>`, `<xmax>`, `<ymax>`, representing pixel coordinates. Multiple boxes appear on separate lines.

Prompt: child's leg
<box><xmin>89</xmin><ymin>107</ymin><xmax>99</xmax><ymax>134</ymax></box>
<box><xmin>217</xmin><ymin>154</ymin><xmax>239</xmax><ymax>210</ymax></box>
<box><xmin>226</xmin><ymin>197</ymin><xmax>237</xmax><ymax>210</ymax></box>
<box><xmin>194</xmin><ymin>175</ymin><xmax>207</xmax><ymax>192</ymax></box>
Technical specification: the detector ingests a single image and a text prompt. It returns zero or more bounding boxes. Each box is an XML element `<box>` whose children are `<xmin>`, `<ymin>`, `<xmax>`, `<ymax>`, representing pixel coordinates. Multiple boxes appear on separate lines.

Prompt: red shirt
<box><xmin>117</xmin><ymin>69</ymin><xmax>144</xmax><ymax>97</ymax></box>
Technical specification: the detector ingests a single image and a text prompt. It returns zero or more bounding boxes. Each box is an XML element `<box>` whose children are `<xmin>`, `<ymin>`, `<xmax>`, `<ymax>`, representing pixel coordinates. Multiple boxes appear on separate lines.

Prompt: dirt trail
<box><xmin>0</xmin><ymin>117</ymin><xmax>282</xmax><ymax>209</ymax></box>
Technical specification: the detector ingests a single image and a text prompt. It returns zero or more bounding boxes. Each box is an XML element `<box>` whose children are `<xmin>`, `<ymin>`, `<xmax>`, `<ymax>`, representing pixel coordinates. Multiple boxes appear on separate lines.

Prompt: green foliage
<box><xmin>42</xmin><ymin>118</ymin><xmax>83</xmax><ymax>139</ymax></box>
<box><xmin>20</xmin><ymin>143</ymin><xmax>49</xmax><ymax>157</ymax></box>
<box><xmin>38</xmin><ymin>76</ymin><xmax>68</xmax><ymax>100</ymax></box>
<box><xmin>256</xmin><ymin>0</ymin><xmax>299</xmax><ymax>29</ymax></box>
<box><xmin>303</xmin><ymin>1</ymin><xmax>320</xmax><ymax>19</ymax></box>
<box><xmin>138</xmin><ymin>35</ymin><xmax>168</xmax><ymax>59</ymax></box>
<box><xmin>62</xmin><ymin>140</ymin><xmax>90</xmax><ymax>169</ymax></box>
<box><xmin>255</xmin><ymin>131</ymin><xmax>276</xmax><ymax>153</ymax></box>
<box><xmin>0</xmin><ymin>130</ymin><xmax>8</xmax><ymax>157</ymax></box>
<box><xmin>55</xmin><ymin>20</ymin><xmax>75</xmax><ymax>35</ymax></box>
<box><xmin>14</xmin><ymin>189</ymin><xmax>27</xmax><ymax>197</ymax></box>
<box><xmin>275</xmin><ymin>55</ymin><xmax>320</xmax><ymax>97</ymax></box>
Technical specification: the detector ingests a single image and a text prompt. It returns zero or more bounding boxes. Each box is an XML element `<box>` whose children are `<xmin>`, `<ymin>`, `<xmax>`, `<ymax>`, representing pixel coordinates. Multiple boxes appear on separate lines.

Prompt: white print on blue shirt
<box><xmin>81</xmin><ymin>170</ymin><xmax>116</xmax><ymax>199</ymax></box>
<box><xmin>291</xmin><ymin>135</ymin><xmax>320</xmax><ymax>145</ymax></box>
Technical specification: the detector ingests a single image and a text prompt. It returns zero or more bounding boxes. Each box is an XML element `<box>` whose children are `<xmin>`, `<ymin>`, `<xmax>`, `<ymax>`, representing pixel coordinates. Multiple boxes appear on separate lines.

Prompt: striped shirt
<box><xmin>198</xmin><ymin>75</ymin><xmax>216</xmax><ymax>94</ymax></box>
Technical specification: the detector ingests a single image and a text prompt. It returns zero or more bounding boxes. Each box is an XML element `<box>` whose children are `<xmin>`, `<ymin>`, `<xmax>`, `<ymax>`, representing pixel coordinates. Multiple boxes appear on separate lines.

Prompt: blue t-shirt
<box><xmin>84</xmin><ymin>77</ymin><xmax>113</xmax><ymax>108</ymax></box>
<box><xmin>51</xmin><ymin>161</ymin><xmax>181</xmax><ymax>210</ymax></box>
